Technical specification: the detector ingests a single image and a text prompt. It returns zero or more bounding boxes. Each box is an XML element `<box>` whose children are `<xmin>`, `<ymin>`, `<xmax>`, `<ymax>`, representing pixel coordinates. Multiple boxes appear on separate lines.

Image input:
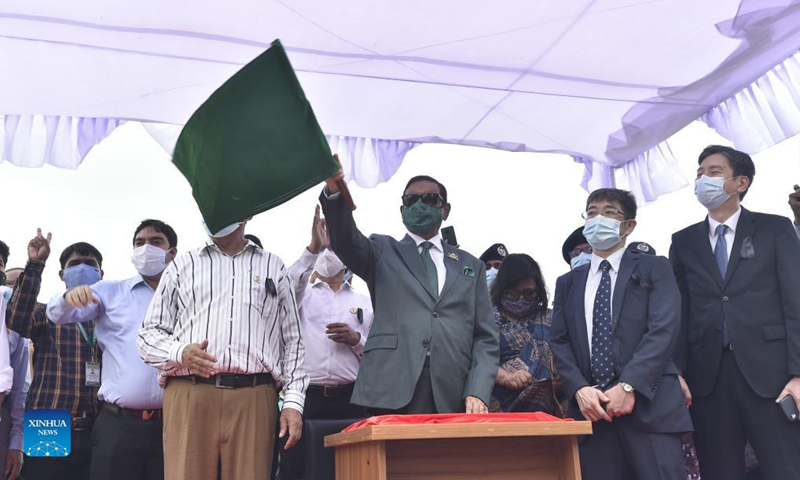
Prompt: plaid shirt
<box><xmin>5</xmin><ymin>261</ymin><xmax>99</xmax><ymax>418</ymax></box>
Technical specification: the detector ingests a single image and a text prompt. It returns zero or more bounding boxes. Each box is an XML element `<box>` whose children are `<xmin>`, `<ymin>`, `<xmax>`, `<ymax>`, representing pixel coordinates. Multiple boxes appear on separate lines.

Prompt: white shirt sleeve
<box><xmin>0</xmin><ymin>287</ymin><xmax>15</xmax><ymax>392</ymax></box>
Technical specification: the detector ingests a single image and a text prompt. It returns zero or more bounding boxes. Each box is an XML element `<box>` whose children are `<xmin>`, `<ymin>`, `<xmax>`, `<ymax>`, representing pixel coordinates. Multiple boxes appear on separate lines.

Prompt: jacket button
<box><xmin>722</xmin><ymin>296</ymin><xmax>729</xmax><ymax>302</ymax></box>
<box><xmin>422</xmin><ymin>340</ymin><xmax>430</xmax><ymax>348</ymax></box>
<box><xmin>715</xmin><ymin>328</ymin><xmax>721</xmax><ymax>334</ymax></box>
<box><xmin>433</xmin><ymin>312</ymin><xmax>439</xmax><ymax>318</ymax></box>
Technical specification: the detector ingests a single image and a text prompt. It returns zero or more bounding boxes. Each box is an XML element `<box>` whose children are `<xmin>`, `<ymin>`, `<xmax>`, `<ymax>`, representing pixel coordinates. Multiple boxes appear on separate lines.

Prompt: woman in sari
<box><xmin>489</xmin><ymin>254</ymin><xmax>564</xmax><ymax>415</ymax></box>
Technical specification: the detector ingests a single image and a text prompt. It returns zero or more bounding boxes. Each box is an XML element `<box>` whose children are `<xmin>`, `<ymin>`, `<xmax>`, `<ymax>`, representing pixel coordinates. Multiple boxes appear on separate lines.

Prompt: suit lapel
<box><xmin>723</xmin><ymin>208</ymin><xmax>755</xmax><ymax>288</ymax></box>
<box><xmin>572</xmin><ymin>265</ymin><xmax>591</xmax><ymax>367</ymax></box>
<box><xmin>396</xmin><ymin>235</ymin><xmax>438</xmax><ymax>300</ymax></box>
<box><xmin>612</xmin><ymin>252</ymin><xmax>637</xmax><ymax>330</ymax></box>
<box><xmin>437</xmin><ymin>242</ymin><xmax>462</xmax><ymax>303</ymax></box>
<box><xmin>695</xmin><ymin>219</ymin><xmax>724</xmax><ymax>289</ymax></box>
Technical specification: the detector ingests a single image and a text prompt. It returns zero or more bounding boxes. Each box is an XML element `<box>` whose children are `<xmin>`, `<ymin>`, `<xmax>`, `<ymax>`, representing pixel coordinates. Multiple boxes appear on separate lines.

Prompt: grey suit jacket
<box><xmin>320</xmin><ymin>190</ymin><xmax>499</xmax><ymax>412</ymax></box>
<box><xmin>551</xmin><ymin>251</ymin><xmax>692</xmax><ymax>434</ymax></box>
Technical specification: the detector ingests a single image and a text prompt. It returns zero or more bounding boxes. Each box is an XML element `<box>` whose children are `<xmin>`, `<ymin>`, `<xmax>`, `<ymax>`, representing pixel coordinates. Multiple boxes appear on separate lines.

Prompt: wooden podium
<box><xmin>325</xmin><ymin>420</ymin><xmax>592</xmax><ymax>480</ymax></box>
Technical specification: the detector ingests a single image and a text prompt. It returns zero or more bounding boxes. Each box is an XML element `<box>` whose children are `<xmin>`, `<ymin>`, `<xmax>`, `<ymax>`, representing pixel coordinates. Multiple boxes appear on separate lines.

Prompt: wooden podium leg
<box><xmin>335</xmin><ymin>440</ymin><xmax>387</xmax><ymax>480</ymax></box>
<box><xmin>556</xmin><ymin>436</ymin><xmax>582</xmax><ymax>480</ymax></box>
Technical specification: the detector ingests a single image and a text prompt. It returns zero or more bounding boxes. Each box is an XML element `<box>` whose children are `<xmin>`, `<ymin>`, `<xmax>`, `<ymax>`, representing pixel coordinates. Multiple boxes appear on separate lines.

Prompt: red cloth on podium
<box><xmin>343</xmin><ymin>412</ymin><xmax>571</xmax><ymax>432</ymax></box>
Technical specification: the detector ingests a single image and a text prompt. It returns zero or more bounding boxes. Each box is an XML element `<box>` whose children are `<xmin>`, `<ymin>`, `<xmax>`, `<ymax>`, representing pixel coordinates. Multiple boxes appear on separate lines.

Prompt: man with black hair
<box><xmin>551</xmin><ymin>188</ymin><xmax>691</xmax><ymax>480</ymax></box>
<box><xmin>320</xmin><ymin>171</ymin><xmax>499</xmax><ymax>414</ymax></box>
<box><xmin>47</xmin><ymin>219</ymin><xmax>178</xmax><ymax>480</ymax></box>
<box><xmin>7</xmin><ymin>230</ymin><xmax>103</xmax><ymax>480</ymax></box>
<box><xmin>671</xmin><ymin>146</ymin><xmax>800</xmax><ymax>480</ymax></box>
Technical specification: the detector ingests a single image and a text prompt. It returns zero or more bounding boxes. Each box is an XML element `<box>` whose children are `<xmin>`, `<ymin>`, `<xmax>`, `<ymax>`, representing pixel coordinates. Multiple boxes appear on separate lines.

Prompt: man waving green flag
<box><xmin>173</xmin><ymin>39</ymin><xmax>339</xmax><ymax>232</ymax></box>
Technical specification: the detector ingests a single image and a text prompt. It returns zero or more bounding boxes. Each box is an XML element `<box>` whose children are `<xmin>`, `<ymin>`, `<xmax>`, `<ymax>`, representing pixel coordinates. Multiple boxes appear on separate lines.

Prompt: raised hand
<box><xmin>307</xmin><ymin>205</ymin><xmax>329</xmax><ymax>254</ymax></box>
<box><xmin>324</xmin><ymin>154</ymin><xmax>345</xmax><ymax>194</ymax></box>
<box><xmin>27</xmin><ymin>228</ymin><xmax>52</xmax><ymax>263</ymax></box>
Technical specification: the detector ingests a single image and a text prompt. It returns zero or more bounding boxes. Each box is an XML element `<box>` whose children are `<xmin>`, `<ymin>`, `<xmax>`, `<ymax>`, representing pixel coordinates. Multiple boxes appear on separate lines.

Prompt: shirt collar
<box><xmin>708</xmin><ymin>207</ymin><xmax>742</xmax><ymax>237</ymax></box>
<box><xmin>311</xmin><ymin>278</ymin><xmax>351</xmax><ymax>292</ymax></box>
<box><xmin>202</xmin><ymin>240</ymin><xmax>259</xmax><ymax>257</ymax></box>
<box><xmin>129</xmin><ymin>274</ymin><xmax>148</xmax><ymax>290</ymax></box>
<box><xmin>407</xmin><ymin>232</ymin><xmax>444</xmax><ymax>252</ymax></box>
<box><xmin>589</xmin><ymin>247</ymin><xmax>625</xmax><ymax>275</ymax></box>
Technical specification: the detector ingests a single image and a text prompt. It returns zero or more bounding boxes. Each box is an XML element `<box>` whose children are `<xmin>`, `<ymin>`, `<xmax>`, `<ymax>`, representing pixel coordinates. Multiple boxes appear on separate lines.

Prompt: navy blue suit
<box><xmin>671</xmin><ymin>208</ymin><xmax>800</xmax><ymax>480</ymax></box>
<box><xmin>551</xmin><ymin>250</ymin><xmax>691</xmax><ymax>480</ymax></box>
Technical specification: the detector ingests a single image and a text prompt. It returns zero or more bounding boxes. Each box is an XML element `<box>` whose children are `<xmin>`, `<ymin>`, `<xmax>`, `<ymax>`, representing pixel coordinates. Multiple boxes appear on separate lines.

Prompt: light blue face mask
<box><xmin>344</xmin><ymin>270</ymin><xmax>353</xmax><ymax>283</ymax></box>
<box><xmin>583</xmin><ymin>216</ymin><xmax>625</xmax><ymax>251</ymax></box>
<box><xmin>63</xmin><ymin>264</ymin><xmax>102</xmax><ymax>289</ymax></box>
<box><xmin>486</xmin><ymin>267</ymin><xmax>498</xmax><ymax>288</ymax></box>
<box><xmin>695</xmin><ymin>175</ymin><xmax>734</xmax><ymax>210</ymax></box>
<box><xmin>570</xmin><ymin>252</ymin><xmax>593</xmax><ymax>270</ymax></box>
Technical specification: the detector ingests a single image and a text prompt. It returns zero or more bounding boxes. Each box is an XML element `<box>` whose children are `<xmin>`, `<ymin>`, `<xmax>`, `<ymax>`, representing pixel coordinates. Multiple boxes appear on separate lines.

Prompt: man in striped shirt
<box><xmin>137</xmin><ymin>219</ymin><xmax>307</xmax><ymax>480</ymax></box>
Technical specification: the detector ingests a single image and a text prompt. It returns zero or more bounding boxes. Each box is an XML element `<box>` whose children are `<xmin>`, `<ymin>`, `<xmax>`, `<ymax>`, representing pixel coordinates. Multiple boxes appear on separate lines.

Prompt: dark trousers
<box><xmin>22</xmin><ymin>428</ymin><xmax>92</xmax><ymax>480</ymax></box>
<box><xmin>89</xmin><ymin>409</ymin><xmax>163</xmax><ymax>480</ymax></box>
<box><xmin>367</xmin><ymin>357</ymin><xmax>437</xmax><ymax>416</ymax></box>
<box><xmin>579</xmin><ymin>415</ymin><xmax>684</xmax><ymax>480</ymax></box>
<box><xmin>279</xmin><ymin>385</ymin><xmax>366</xmax><ymax>480</ymax></box>
<box><xmin>691</xmin><ymin>349</ymin><xmax>800</xmax><ymax>480</ymax></box>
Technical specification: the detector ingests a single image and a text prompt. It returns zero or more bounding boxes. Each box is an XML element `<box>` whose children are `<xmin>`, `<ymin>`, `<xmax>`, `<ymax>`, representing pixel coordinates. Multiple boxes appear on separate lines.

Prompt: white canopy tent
<box><xmin>2</xmin><ymin>0</ymin><xmax>800</xmax><ymax>202</ymax></box>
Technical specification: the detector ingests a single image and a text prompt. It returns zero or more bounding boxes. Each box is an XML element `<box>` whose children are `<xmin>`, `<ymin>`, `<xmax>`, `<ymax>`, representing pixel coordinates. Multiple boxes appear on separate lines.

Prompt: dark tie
<box><xmin>420</xmin><ymin>241</ymin><xmax>438</xmax><ymax>297</ymax></box>
<box><xmin>714</xmin><ymin>224</ymin><xmax>730</xmax><ymax>345</ymax></box>
<box><xmin>591</xmin><ymin>260</ymin><xmax>614</xmax><ymax>388</ymax></box>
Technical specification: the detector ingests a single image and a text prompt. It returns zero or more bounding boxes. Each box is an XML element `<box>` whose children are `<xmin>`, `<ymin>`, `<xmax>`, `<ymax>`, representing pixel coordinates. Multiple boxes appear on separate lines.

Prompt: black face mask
<box><xmin>0</xmin><ymin>271</ymin><xmax>6</xmax><ymax>289</ymax></box>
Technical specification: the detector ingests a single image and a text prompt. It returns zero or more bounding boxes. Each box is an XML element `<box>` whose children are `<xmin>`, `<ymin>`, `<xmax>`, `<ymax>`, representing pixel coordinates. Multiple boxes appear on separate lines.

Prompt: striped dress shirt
<box><xmin>137</xmin><ymin>241</ymin><xmax>308</xmax><ymax>413</ymax></box>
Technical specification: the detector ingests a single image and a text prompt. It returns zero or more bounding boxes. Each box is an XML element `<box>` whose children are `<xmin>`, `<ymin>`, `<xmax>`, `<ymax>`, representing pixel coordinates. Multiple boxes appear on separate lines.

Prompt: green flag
<box><xmin>173</xmin><ymin>39</ymin><xmax>339</xmax><ymax>233</ymax></box>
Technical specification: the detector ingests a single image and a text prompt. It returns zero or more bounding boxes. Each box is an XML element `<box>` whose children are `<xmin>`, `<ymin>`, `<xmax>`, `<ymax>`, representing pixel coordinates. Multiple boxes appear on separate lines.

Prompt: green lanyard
<box><xmin>76</xmin><ymin>323</ymin><xmax>98</xmax><ymax>361</ymax></box>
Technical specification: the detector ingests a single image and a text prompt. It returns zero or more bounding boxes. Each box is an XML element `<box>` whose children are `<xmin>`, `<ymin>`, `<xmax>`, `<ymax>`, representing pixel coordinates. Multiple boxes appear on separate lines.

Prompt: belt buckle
<box><xmin>215</xmin><ymin>375</ymin><xmax>233</xmax><ymax>389</ymax></box>
<box><xmin>323</xmin><ymin>386</ymin><xmax>336</xmax><ymax>397</ymax></box>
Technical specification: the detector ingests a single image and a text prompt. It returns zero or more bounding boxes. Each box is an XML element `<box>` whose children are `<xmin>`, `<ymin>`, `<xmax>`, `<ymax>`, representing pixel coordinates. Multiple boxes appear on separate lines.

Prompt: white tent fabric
<box><xmin>3</xmin><ymin>1</ymin><xmax>800</xmax><ymax>200</ymax></box>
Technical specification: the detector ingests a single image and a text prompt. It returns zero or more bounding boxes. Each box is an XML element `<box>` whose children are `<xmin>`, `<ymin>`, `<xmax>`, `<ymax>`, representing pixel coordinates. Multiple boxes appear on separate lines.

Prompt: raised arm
<box><xmin>7</xmin><ymin>229</ymin><xmax>54</xmax><ymax>338</ymax></box>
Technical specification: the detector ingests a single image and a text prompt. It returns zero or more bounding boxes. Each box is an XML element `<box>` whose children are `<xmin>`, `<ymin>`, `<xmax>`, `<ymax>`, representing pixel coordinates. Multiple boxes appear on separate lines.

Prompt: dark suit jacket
<box><xmin>320</xmin><ymin>190</ymin><xmax>499</xmax><ymax>412</ymax></box>
<box><xmin>670</xmin><ymin>208</ymin><xmax>800</xmax><ymax>398</ymax></box>
<box><xmin>550</xmin><ymin>250</ymin><xmax>692</xmax><ymax>434</ymax></box>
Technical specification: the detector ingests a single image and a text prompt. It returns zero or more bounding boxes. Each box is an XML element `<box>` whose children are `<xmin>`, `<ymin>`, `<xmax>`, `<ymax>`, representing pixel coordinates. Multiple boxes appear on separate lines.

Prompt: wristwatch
<box><xmin>620</xmin><ymin>382</ymin><xmax>634</xmax><ymax>393</ymax></box>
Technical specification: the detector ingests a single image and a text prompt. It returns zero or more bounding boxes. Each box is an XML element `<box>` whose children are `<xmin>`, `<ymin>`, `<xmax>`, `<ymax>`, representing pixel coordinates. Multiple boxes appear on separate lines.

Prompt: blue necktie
<box><xmin>714</xmin><ymin>224</ymin><xmax>730</xmax><ymax>345</ymax></box>
<box><xmin>591</xmin><ymin>260</ymin><xmax>614</xmax><ymax>388</ymax></box>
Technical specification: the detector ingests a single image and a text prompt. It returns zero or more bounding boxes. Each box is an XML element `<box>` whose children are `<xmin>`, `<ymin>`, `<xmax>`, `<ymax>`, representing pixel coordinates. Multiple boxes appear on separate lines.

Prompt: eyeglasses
<box><xmin>568</xmin><ymin>246</ymin><xmax>593</xmax><ymax>259</ymax></box>
<box><xmin>401</xmin><ymin>193</ymin><xmax>445</xmax><ymax>208</ymax></box>
<box><xmin>503</xmin><ymin>289</ymin><xmax>538</xmax><ymax>301</ymax></box>
<box><xmin>581</xmin><ymin>208</ymin><xmax>627</xmax><ymax>220</ymax></box>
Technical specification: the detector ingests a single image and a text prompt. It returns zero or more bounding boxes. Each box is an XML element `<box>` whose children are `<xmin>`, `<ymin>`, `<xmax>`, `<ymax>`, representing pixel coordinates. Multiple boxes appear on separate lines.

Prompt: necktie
<box><xmin>420</xmin><ymin>241</ymin><xmax>439</xmax><ymax>297</ymax></box>
<box><xmin>714</xmin><ymin>224</ymin><xmax>730</xmax><ymax>345</ymax></box>
<box><xmin>591</xmin><ymin>260</ymin><xmax>614</xmax><ymax>388</ymax></box>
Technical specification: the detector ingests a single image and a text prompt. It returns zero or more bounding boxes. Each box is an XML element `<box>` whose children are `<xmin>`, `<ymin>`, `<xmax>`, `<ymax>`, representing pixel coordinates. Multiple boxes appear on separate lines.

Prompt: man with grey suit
<box><xmin>320</xmin><ymin>173</ymin><xmax>499</xmax><ymax>414</ymax></box>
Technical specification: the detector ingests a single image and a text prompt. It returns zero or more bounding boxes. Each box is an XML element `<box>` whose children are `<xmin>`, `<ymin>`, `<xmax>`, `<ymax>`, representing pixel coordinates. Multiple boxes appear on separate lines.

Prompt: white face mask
<box><xmin>203</xmin><ymin>220</ymin><xmax>242</xmax><ymax>238</ymax></box>
<box><xmin>131</xmin><ymin>244</ymin><xmax>170</xmax><ymax>276</ymax></box>
<box><xmin>486</xmin><ymin>267</ymin><xmax>498</xmax><ymax>287</ymax></box>
<box><xmin>314</xmin><ymin>249</ymin><xmax>345</xmax><ymax>278</ymax></box>
<box><xmin>695</xmin><ymin>175</ymin><xmax>734</xmax><ymax>210</ymax></box>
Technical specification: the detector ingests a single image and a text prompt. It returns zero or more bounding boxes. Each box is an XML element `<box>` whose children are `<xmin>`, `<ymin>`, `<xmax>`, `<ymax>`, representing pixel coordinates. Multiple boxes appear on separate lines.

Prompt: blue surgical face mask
<box><xmin>570</xmin><ymin>252</ymin><xmax>593</xmax><ymax>270</ymax></box>
<box><xmin>63</xmin><ymin>264</ymin><xmax>102</xmax><ymax>289</ymax></box>
<box><xmin>486</xmin><ymin>267</ymin><xmax>498</xmax><ymax>288</ymax></box>
<box><xmin>695</xmin><ymin>175</ymin><xmax>734</xmax><ymax>210</ymax></box>
<box><xmin>583</xmin><ymin>216</ymin><xmax>626</xmax><ymax>251</ymax></box>
<box><xmin>344</xmin><ymin>270</ymin><xmax>353</xmax><ymax>283</ymax></box>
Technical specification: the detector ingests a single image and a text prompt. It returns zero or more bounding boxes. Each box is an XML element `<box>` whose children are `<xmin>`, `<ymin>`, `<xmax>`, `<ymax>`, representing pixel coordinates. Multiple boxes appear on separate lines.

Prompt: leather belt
<box><xmin>173</xmin><ymin>373</ymin><xmax>274</xmax><ymax>389</ymax></box>
<box><xmin>100</xmin><ymin>402</ymin><xmax>162</xmax><ymax>421</ymax></box>
<box><xmin>72</xmin><ymin>416</ymin><xmax>95</xmax><ymax>431</ymax></box>
<box><xmin>307</xmin><ymin>383</ymin><xmax>355</xmax><ymax>398</ymax></box>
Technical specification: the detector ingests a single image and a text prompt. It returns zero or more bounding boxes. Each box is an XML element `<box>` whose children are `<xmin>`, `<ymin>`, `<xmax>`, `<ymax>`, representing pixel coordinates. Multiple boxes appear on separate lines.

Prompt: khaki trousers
<box><xmin>163</xmin><ymin>379</ymin><xmax>278</xmax><ymax>480</ymax></box>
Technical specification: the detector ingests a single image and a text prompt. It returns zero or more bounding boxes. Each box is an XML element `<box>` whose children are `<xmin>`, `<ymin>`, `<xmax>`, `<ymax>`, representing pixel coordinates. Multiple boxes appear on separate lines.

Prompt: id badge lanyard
<box><xmin>77</xmin><ymin>323</ymin><xmax>101</xmax><ymax>387</ymax></box>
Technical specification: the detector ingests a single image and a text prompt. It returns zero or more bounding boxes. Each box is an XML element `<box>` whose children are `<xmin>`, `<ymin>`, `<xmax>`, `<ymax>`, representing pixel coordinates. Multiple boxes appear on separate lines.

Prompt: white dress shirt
<box><xmin>0</xmin><ymin>288</ymin><xmax>13</xmax><ymax>393</ymax></box>
<box><xmin>707</xmin><ymin>207</ymin><xmax>741</xmax><ymax>260</ymax></box>
<box><xmin>407</xmin><ymin>232</ymin><xmax>446</xmax><ymax>294</ymax></box>
<box><xmin>289</xmin><ymin>249</ymin><xmax>374</xmax><ymax>385</ymax></box>
<box><xmin>584</xmin><ymin>248</ymin><xmax>626</xmax><ymax>355</ymax></box>
<box><xmin>48</xmin><ymin>276</ymin><xmax>163</xmax><ymax>410</ymax></box>
<box><xmin>138</xmin><ymin>242</ymin><xmax>308</xmax><ymax>413</ymax></box>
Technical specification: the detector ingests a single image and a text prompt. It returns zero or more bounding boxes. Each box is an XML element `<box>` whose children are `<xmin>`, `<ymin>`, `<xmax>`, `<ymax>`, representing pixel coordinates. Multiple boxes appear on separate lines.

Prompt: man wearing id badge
<box><xmin>7</xmin><ymin>231</ymin><xmax>104</xmax><ymax>480</ymax></box>
<box><xmin>47</xmin><ymin>220</ymin><xmax>178</xmax><ymax>480</ymax></box>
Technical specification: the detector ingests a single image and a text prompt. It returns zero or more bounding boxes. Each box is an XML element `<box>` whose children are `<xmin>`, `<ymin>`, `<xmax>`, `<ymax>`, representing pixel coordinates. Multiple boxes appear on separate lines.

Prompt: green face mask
<box><xmin>402</xmin><ymin>201</ymin><xmax>443</xmax><ymax>235</ymax></box>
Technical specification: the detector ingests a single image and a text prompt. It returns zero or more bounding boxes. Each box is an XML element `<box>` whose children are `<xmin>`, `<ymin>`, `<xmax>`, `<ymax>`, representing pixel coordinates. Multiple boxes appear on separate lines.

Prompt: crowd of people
<box><xmin>0</xmin><ymin>144</ymin><xmax>798</xmax><ymax>480</ymax></box>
